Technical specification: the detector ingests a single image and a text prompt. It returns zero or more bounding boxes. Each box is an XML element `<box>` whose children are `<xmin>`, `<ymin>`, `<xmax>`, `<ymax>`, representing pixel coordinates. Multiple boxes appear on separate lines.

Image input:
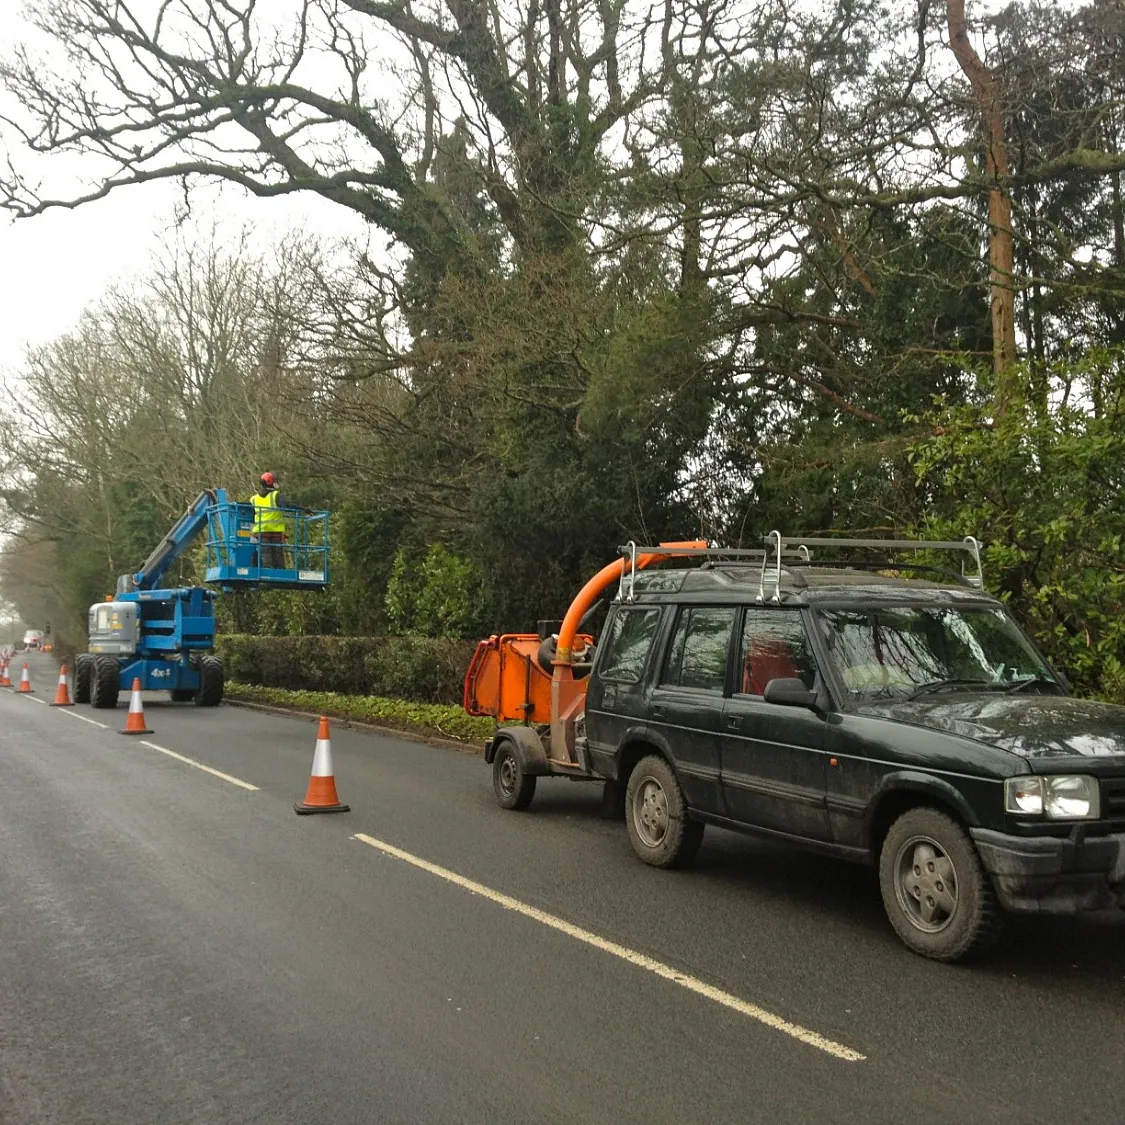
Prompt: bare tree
<box><xmin>947</xmin><ymin>0</ymin><xmax>1018</xmax><ymax>409</ymax></box>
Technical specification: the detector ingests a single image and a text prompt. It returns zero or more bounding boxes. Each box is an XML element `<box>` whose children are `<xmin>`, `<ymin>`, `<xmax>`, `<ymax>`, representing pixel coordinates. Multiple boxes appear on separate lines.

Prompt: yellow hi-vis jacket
<box><xmin>250</xmin><ymin>490</ymin><xmax>286</xmax><ymax>536</ymax></box>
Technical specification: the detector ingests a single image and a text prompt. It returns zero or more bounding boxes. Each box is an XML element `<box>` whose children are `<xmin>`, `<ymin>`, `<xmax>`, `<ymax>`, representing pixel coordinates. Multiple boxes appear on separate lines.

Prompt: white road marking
<box><xmin>58</xmin><ymin>710</ymin><xmax>109</xmax><ymax>729</ymax></box>
<box><xmin>353</xmin><ymin>832</ymin><xmax>865</xmax><ymax>1062</ymax></box>
<box><xmin>138</xmin><ymin>741</ymin><xmax>259</xmax><ymax>791</ymax></box>
<box><xmin>25</xmin><ymin>696</ymin><xmax>46</xmax><ymax>704</ymax></box>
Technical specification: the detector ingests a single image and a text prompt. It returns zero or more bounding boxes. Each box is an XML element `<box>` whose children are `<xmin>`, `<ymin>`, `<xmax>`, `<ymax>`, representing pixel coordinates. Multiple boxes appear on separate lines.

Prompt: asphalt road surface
<box><xmin>1</xmin><ymin>651</ymin><xmax>1123</xmax><ymax>1124</ymax></box>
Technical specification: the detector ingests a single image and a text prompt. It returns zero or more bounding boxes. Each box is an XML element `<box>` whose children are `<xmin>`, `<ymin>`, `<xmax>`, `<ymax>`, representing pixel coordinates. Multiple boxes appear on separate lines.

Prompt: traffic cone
<box><xmin>51</xmin><ymin>665</ymin><xmax>73</xmax><ymax>706</ymax></box>
<box><xmin>294</xmin><ymin>716</ymin><xmax>350</xmax><ymax>815</ymax></box>
<box><xmin>17</xmin><ymin>663</ymin><xmax>33</xmax><ymax>694</ymax></box>
<box><xmin>121</xmin><ymin>678</ymin><xmax>153</xmax><ymax>735</ymax></box>
<box><xmin>0</xmin><ymin>661</ymin><xmax>9</xmax><ymax>688</ymax></box>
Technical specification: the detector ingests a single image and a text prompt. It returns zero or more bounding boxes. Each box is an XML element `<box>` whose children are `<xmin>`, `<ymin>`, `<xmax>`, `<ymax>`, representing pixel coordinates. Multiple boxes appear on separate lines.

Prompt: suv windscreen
<box><xmin>818</xmin><ymin>605</ymin><xmax>1060</xmax><ymax>699</ymax></box>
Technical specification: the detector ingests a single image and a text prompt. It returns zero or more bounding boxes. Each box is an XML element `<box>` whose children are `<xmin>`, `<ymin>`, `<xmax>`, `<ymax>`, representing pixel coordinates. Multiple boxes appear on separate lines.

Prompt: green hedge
<box><xmin>214</xmin><ymin>634</ymin><xmax>477</xmax><ymax>704</ymax></box>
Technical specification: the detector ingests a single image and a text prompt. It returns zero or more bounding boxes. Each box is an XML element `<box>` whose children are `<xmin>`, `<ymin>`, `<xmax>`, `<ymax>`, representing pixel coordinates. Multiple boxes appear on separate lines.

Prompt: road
<box><xmin>0</xmin><ymin>650</ymin><xmax>1122</xmax><ymax>1124</ymax></box>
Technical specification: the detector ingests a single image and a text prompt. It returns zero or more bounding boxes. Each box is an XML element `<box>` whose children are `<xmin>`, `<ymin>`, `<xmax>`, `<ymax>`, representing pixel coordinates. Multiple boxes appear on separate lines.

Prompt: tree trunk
<box><xmin>947</xmin><ymin>0</ymin><xmax>1018</xmax><ymax>414</ymax></box>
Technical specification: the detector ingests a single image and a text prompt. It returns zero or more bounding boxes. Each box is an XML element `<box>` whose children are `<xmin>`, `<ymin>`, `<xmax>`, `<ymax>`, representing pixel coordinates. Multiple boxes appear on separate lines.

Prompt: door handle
<box><xmin>725</xmin><ymin>715</ymin><xmax>741</xmax><ymax>730</ymax></box>
<box><xmin>651</xmin><ymin>705</ymin><xmax>666</xmax><ymax>720</ymax></box>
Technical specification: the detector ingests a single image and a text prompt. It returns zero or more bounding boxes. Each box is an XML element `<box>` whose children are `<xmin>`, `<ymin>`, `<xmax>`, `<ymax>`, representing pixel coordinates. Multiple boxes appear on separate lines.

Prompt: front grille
<box><xmin>1101</xmin><ymin>777</ymin><xmax>1125</xmax><ymax>820</ymax></box>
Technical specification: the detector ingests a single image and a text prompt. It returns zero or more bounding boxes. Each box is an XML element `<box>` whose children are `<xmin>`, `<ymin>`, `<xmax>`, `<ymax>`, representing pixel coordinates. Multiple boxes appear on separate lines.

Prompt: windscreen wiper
<box><xmin>905</xmin><ymin>678</ymin><xmax>997</xmax><ymax>701</ymax></box>
<box><xmin>1005</xmin><ymin>675</ymin><xmax>1063</xmax><ymax>694</ymax></box>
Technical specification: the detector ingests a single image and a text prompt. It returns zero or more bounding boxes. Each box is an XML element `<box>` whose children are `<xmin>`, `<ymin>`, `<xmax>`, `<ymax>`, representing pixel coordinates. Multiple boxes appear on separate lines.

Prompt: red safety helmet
<box><xmin>260</xmin><ymin>471</ymin><xmax>277</xmax><ymax>488</ymax></box>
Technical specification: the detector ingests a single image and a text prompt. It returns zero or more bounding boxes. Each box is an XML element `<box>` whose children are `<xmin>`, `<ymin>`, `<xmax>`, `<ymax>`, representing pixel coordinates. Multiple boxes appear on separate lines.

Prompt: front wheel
<box><xmin>878</xmin><ymin>807</ymin><xmax>1003</xmax><ymax>962</ymax></box>
<box><xmin>492</xmin><ymin>740</ymin><xmax>536</xmax><ymax>810</ymax></box>
<box><xmin>625</xmin><ymin>754</ymin><xmax>703</xmax><ymax>869</ymax></box>
<box><xmin>194</xmin><ymin>655</ymin><xmax>224</xmax><ymax>707</ymax></box>
<box><xmin>74</xmin><ymin>654</ymin><xmax>94</xmax><ymax>704</ymax></box>
<box><xmin>90</xmin><ymin>656</ymin><xmax>121</xmax><ymax>709</ymax></box>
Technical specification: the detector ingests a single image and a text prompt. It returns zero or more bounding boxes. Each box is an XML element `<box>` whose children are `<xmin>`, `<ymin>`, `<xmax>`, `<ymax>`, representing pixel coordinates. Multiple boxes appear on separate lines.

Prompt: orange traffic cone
<box><xmin>0</xmin><ymin>661</ymin><xmax>9</xmax><ymax>688</ymax></box>
<box><xmin>121</xmin><ymin>678</ymin><xmax>153</xmax><ymax>735</ymax></box>
<box><xmin>17</xmin><ymin>663</ymin><xmax>33</xmax><ymax>694</ymax></box>
<box><xmin>294</xmin><ymin>716</ymin><xmax>350</xmax><ymax>815</ymax></box>
<box><xmin>51</xmin><ymin>665</ymin><xmax>73</xmax><ymax>706</ymax></box>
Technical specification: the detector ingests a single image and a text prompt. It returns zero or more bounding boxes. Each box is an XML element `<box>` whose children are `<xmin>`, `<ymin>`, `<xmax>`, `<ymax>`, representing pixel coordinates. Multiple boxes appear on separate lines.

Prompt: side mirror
<box><xmin>763</xmin><ymin>677</ymin><xmax>818</xmax><ymax>708</ymax></box>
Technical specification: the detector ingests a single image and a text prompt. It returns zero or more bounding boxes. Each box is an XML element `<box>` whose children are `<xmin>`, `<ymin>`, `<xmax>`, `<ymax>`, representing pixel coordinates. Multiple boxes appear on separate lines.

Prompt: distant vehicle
<box><xmin>22</xmin><ymin>630</ymin><xmax>44</xmax><ymax>651</ymax></box>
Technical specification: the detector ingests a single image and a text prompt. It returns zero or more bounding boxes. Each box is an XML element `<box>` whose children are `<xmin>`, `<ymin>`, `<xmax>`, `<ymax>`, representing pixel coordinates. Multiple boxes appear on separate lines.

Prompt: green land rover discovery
<box><xmin>577</xmin><ymin>537</ymin><xmax>1125</xmax><ymax>961</ymax></box>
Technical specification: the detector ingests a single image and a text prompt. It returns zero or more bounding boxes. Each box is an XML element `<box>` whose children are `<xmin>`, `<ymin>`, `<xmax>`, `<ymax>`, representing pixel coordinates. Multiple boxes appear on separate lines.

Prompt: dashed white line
<box><xmin>24</xmin><ymin>695</ymin><xmax>46</xmax><ymax>704</ymax></box>
<box><xmin>57</xmin><ymin>709</ymin><xmax>109</xmax><ymax>729</ymax></box>
<box><xmin>352</xmin><ymin>832</ymin><xmax>865</xmax><ymax>1062</ymax></box>
<box><xmin>138</xmin><ymin>740</ymin><xmax>259</xmax><ymax>791</ymax></box>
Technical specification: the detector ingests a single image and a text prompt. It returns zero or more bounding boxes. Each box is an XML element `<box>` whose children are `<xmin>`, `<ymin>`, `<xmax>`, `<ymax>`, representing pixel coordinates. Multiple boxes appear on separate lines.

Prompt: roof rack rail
<box><xmin>615</xmin><ymin>542</ymin><xmax>810</xmax><ymax>603</ymax></box>
<box><xmin>613</xmin><ymin>535</ymin><xmax>983</xmax><ymax>604</ymax></box>
<box><xmin>758</xmin><ymin>531</ymin><xmax>983</xmax><ymax>603</ymax></box>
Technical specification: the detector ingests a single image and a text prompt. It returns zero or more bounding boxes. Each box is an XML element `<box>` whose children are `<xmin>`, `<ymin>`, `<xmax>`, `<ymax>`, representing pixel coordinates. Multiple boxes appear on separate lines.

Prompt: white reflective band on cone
<box><xmin>310</xmin><ymin>738</ymin><xmax>334</xmax><ymax>777</ymax></box>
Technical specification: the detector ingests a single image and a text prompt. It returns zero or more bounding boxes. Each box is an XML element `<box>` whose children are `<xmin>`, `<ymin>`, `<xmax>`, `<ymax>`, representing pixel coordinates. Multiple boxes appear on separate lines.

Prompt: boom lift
<box><xmin>73</xmin><ymin>488</ymin><xmax>330</xmax><ymax>709</ymax></box>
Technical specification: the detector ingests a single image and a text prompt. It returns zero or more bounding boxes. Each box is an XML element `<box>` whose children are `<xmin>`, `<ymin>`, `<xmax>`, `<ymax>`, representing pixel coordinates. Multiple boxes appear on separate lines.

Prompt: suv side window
<box><xmin>736</xmin><ymin>609</ymin><xmax>817</xmax><ymax>695</ymax></box>
<box><xmin>661</xmin><ymin>606</ymin><xmax>737</xmax><ymax>692</ymax></box>
<box><xmin>598</xmin><ymin>607</ymin><xmax>663</xmax><ymax>683</ymax></box>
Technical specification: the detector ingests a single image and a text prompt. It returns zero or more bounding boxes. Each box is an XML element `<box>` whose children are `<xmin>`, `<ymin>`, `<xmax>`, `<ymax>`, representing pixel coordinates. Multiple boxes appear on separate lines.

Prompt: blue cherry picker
<box><xmin>73</xmin><ymin>488</ymin><xmax>329</xmax><ymax>708</ymax></box>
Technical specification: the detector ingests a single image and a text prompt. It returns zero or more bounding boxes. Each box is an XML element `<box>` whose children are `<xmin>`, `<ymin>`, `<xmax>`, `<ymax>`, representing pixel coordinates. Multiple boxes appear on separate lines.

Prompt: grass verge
<box><xmin>225</xmin><ymin>682</ymin><xmax>496</xmax><ymax>744</ymax></box>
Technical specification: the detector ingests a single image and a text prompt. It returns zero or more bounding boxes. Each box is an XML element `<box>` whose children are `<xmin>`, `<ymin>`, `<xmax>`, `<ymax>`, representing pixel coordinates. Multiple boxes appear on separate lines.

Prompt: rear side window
<box><xmin>737</xmin><ymin>609</ymin><xmax>817</xmax><ymax>695</ymax></box>
<box><xmin>598</xmin><ymin>607</ymin><xmax>663</xmax><ymax>683</ymax></box>
<box><xmin>662</xmin><ymin>606</ymin><xmax>737</xmax><ymax>692</ymax></box>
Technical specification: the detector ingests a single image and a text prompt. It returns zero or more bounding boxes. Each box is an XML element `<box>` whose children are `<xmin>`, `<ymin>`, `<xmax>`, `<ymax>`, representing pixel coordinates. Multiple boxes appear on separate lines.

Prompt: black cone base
<box><xmin>294</xmin><ymin>802</ymin><xmax>351</xmax><ymax>815</ymax></box>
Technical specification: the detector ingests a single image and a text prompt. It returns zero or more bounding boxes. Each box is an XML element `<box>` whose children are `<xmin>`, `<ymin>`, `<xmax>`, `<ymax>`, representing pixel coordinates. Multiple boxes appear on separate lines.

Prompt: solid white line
<box><xmin>25</xmin><ymin>695</ymin><xmax>46</xmax><ymax>704</ymax></box>
<box><xmin>138</xmin><ymin>741</ymin><xmax>260</xmax><ymax>791</ymax></box>
<box><xmin>58</xmin><ymin>710</ymin><xmax>109</xmax><ymax>729</ymax></box>
<box><xmin>353</xmin><ymin>832</ymin><xmax>865</xmax><ymax>1062</ymax></box>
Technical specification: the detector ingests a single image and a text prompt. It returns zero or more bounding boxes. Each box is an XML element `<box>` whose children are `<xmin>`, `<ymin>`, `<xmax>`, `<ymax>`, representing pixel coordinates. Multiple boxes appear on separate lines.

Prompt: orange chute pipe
<box><xmin>555</xmin><ymin>540</ymin><xmax>708</xmax><ymax>663</ymax></box>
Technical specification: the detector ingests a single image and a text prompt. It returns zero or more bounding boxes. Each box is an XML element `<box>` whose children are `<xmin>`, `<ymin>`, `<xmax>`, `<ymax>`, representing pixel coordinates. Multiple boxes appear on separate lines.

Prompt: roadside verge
<box><xmin>223</xmin><ymin>682</ymin><xmax>495</xmax><ymax>753</ymax></box>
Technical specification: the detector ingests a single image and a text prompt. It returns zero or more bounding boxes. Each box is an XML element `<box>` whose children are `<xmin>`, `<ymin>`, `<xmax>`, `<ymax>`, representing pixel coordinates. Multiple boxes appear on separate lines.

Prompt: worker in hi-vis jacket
<box><xmin>249</xmin><ymin>471</ymin><xmax>306</xmax><ymax>569</ymax></box>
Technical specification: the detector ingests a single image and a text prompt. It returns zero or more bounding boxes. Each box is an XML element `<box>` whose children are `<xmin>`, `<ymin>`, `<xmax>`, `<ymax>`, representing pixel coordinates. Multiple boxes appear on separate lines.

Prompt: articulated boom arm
<box><xmin>130</xmin><ymin>488</ymin><xmax>225</xmax><ymax>591</ymax></box>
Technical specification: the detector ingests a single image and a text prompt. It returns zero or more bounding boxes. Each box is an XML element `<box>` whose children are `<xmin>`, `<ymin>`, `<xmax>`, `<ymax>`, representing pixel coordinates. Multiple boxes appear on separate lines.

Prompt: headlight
<box><xmin>1004</xmin><ymin>775</ymin><xmax>1100</xmax><ymax>819</ymax></box>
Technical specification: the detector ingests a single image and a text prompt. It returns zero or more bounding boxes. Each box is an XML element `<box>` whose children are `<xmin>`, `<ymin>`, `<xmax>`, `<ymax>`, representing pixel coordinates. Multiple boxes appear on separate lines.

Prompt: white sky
<box><xmin>0</xmin><ymin>0</ymin><xmax>374</xmax><ymax>377</ymax></box>
<box><xmin>0</xmin><ymin>178</ymin><xmax>368</xmax><ymax>376</ymax></box>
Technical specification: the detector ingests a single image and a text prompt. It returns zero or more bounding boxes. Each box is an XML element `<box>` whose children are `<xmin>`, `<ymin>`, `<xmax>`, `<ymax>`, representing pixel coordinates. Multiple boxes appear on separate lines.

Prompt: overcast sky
<box><xmin>0</xmin><ymin>0</ymin><xmax>372</xmax><ymax>378</ymax></box>
<box><xmin>0</xmin><ymin>174</ymin><xmax>368</xmax><ymax>376</ymax></box>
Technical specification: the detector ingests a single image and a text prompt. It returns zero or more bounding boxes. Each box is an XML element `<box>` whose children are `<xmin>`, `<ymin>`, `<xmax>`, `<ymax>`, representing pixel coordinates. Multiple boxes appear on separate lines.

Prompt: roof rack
<box><xmin>616</xmin><ymin>542</ymin><xmax>811</xmax><ymax>603</ymax></box>
<box><xmin>614</xmin><ymin>534</ymin><xmax>983</xmax><ymax>604</ymax></box>
<box><xmin>758</xmin><ymin>531</ymin><xmax>983</xmax><ymax>603</ymax></box>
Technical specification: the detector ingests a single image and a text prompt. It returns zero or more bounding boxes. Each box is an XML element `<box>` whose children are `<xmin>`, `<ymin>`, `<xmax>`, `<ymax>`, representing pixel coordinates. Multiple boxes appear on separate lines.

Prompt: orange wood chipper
<box><xmin>463</xmin><ymin>540</ymin><xmax>707</xmax><ymax>797</ymax></box>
